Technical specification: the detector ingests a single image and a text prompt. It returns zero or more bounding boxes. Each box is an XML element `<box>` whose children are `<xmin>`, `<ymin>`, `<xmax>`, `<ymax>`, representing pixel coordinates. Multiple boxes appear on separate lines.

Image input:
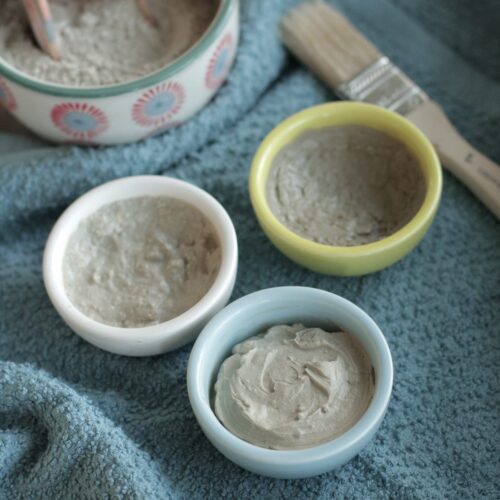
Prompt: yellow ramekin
<box><xmin>249</xmin><ymin>102</ymin><xmax>442</xmax><ymax>276</ymax></box>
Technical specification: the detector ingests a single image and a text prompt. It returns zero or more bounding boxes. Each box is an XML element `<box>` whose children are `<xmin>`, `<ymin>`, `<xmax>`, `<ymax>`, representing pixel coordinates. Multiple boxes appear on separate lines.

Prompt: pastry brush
<box><xmin>281</xmin><ymin>1</ymin><xmax>500</xmax><ymax>219</ymax></box>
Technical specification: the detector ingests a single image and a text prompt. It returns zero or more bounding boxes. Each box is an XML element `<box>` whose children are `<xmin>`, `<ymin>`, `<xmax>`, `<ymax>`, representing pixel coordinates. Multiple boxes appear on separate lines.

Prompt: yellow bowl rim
<box><xmin>249</xmin><ymin>102</ymin><xmax>442</xmax><ymax>259</ymax></box>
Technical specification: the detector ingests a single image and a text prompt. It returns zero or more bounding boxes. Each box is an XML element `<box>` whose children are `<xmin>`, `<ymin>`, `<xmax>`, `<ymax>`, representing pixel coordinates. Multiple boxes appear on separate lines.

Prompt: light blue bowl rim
<box><xmin>0</xmin><ymin>0</ymin><xmax>235</xmax><ymax>98</ymax></box>
<box><xmin>187</xmin><ymin>286</ymin><xmax>394</xmax><ymax>466</ymax></box>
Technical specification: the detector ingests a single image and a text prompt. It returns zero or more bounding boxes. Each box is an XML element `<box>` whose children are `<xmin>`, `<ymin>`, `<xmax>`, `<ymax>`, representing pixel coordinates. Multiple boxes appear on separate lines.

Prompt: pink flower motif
<box><xmin>205</xmin><ymin>33</ymin><xmax>235</xmax><ymax>90</ymax></box>
<box><xmin>132</xmin><ymin>82</ymin><xmax>185</xmax><ymax>128</ymax></box>
<box><xmin>0</xmin><ymin>77</ymin><xmax>17</xmax><ymax>112</ymax></box>
<box><xmin>51</xmin><ymin>102</ymin><xmax>109</xmax><ymax>141</ymax></box>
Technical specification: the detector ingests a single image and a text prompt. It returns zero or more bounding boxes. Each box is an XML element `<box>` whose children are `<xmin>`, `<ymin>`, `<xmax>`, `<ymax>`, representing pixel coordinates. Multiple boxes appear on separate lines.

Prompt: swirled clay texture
<box><xmin>214</xmin><ymin>324</ymin><xmax>375</xmax><ymax>450</ymax></box>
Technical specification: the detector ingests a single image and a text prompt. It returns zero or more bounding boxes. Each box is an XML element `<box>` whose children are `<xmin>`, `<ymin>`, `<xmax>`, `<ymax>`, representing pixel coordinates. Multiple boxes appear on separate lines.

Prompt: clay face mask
<box><xmin>266</xmin><ymin>125</ymin><xmax>426</xmax><ymax>246</ymax></box>
<box><xmin>214</xmin><ymin>324</ymin><xmax>375</xmax><ymax>450</ymax></box>
<box><xmin>0</xmin><ymin>0</ymin><xmax>220</xmax><ymax>87</ymax></box>
<box><xmin>63</xmin><ymin>196</ymin><xmax>221</xmax><ymax>328</ymax></box>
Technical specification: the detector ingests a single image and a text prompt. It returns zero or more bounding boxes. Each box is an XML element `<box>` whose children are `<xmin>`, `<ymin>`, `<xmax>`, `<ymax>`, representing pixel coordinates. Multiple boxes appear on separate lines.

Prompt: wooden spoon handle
<box><xmin>22</xmin><ymin>0</ymin><xmax>61</xmax><ymax>60</ymax></box>
<box><xmin>136</xmin><ymin>0</ymin><xmax>158</xmax><ymax>28</ymax></box>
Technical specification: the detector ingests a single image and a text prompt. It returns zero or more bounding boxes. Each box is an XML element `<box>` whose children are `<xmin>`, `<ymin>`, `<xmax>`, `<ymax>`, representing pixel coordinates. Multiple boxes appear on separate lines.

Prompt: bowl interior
<box><xmin>190</xmin><ymin>287</ymin><xmax>393</xmax><ymax>450</ymax></box>
<box><xmin>249</xmin><ymin>102</ymin><xmax>442</xmax><ymax>255</ymax></box>
<box><xmin>44</xmin><ymin>175</ymin><xmax>237</xmax><ymax>341</ymax></box>
<box><xmin>0</xmin><ymin>0</ymin><xmax>234</xmax><ymax>97</ymax></box>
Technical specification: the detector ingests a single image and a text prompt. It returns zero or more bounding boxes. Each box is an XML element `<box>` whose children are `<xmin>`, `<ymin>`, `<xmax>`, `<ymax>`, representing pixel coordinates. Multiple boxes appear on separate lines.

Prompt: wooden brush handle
<box><xmin>407</xmin><ymin>100</ymin><xmax>500</xmax><ymax>219</ymax></box>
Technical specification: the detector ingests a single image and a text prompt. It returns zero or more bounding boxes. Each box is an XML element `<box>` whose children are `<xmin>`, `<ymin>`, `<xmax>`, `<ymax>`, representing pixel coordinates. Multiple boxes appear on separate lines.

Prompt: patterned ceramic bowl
<box><xmin>0</xmin><ymin>0</ymin><xmax>239</xmax><ymax>145</ymax></box>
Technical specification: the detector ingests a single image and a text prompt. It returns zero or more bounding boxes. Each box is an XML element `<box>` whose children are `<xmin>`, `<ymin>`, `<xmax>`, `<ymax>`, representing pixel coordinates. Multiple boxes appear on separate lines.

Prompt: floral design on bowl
<box><xmin>132</xmin><ymin>82</ymin><xmax>185</xmax><ymax>128</ymax></box>
<box><xmin>51</xmin><ymin>102</ymin><xmax>109</xmax><ymax>141</ymax></box>
<box><xmin>205</xmin><ymin>33</ymin><xmax>234</xmax><ymax>90</ymax></box>
<box><xmin>0</xmin><ymin>77</ymin><xmax>16</xmax><ymax>111</ymax></box>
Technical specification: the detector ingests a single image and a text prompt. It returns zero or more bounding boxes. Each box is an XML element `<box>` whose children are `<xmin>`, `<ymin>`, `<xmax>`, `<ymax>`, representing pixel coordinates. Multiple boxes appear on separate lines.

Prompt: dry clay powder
<box><xmin>63</xmin><ymin>196</ymin><xmax>221</xmax><ymax>328</ymax></box>
<box><xmin>267</xmin><ymin>125</ymin><xmax>426</xmax><ymax>246</ymax></box>
<box><xmin>0</xmin><ymin>0</ymin><xmax>219</xmax><ymax>87</ymax></box>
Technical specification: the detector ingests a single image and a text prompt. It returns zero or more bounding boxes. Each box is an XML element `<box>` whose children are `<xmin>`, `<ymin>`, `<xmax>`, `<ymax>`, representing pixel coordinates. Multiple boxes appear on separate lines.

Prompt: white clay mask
<box><xmin>63</xmin><ymin>196</ymin><xmax>221</xmax><ymax>328</ymax></box>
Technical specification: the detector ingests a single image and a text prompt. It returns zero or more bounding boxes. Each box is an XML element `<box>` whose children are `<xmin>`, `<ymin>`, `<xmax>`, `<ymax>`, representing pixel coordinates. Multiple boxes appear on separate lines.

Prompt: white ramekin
<box><xmin>43</xmin><ymin>175</ymin><xmax>238</xmax><ymax>356</ymax></box>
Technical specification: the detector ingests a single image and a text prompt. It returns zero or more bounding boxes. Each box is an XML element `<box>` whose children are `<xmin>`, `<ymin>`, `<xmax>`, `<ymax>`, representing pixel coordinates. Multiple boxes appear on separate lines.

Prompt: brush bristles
<box><xmin>280</xmin><ymin>1</ymin><xmax>381</xmax><ymax>88</ymax></box>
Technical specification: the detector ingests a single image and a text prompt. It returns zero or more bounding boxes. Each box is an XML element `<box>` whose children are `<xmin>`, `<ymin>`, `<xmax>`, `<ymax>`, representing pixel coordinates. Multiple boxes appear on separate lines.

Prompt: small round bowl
<box><xmin>0</xmin><ymin>0</ymin><xmax>238</xmax><ymax>145</ymax></box>
<box><xmin>249</xmin><ymin>102</ymin><xmax>442</xmax><ymax>276</ymax></box>
<box><xmin>187</xmin><ymin>286</ymin><xmax>393</xmax><ymax>479</ymax></box>
<box><xmin>43</xmin><ymin>175</ymin><xmax>238</xmax><ymax>356</ymax></box>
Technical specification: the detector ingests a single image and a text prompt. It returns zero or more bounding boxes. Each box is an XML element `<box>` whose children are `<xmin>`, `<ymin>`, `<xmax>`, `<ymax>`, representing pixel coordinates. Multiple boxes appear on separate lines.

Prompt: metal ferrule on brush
<box><xmin>336</xmin><ymin>57</ymin><xmax>428</xmax><ymax>115</ymax></box>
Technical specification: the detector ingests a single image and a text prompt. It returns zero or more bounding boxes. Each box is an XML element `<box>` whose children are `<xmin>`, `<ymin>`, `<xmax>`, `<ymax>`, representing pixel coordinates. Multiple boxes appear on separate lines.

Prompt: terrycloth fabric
<box><xmin>1</xmin><ymin>0</ymin><xmax>499</xmax><ymax>497</ymax></box>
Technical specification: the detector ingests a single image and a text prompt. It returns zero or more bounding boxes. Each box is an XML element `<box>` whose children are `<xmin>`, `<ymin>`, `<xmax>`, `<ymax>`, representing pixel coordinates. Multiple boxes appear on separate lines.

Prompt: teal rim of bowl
<box><xmin>0</xmin><ymin>0</ymin><xmax>234</xmax><ymax>98</ymax></box>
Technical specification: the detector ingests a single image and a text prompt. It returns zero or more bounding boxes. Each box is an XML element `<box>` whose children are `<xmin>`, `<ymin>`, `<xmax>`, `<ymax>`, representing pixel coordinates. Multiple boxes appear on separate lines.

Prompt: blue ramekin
<box><xmin>187</xmin><ymin>286</ymin><xmax>393</xmax><ymax>479</ymax></box>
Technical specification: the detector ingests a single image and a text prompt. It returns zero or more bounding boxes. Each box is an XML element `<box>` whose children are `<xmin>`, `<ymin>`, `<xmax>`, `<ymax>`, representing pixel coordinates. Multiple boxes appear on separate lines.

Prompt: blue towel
<box><xmin>1</xmin><ymin>0</ymin><xmax>499</xmax><ymax>497</ymax></box>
